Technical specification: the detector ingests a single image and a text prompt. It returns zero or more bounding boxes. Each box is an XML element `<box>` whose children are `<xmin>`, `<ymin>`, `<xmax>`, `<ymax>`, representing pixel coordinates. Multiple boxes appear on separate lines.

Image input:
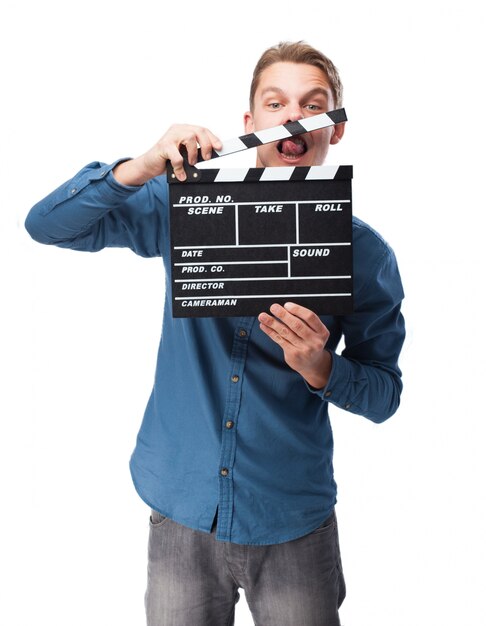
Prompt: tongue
<box><xmin>281</xmin><ymin>139</ymin><xmax>305</xmax><ymax>156</ymax></box>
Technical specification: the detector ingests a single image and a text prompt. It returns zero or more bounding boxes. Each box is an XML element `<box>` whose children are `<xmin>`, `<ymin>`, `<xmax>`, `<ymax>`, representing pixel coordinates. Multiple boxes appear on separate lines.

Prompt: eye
<box><xmin>305</xmin><ymin>104</ymin><xmax>321</xmax><ymax>112</ymax></box>
<box><xmin>268</xmin><ymin>102</ymin><xmax>282</xmax><ymax>109</ymax></box>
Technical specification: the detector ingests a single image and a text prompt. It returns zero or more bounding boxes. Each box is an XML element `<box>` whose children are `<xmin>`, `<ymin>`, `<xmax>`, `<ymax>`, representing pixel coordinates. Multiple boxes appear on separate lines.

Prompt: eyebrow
<box><xmin>304</xmin><ymin>87</ymin><xmax>331</xmax><ymax>102</ymax></box>
<box><xmin>260</xmin><ymin>86</ymin><xmax>331</xmax><ymax>102</ymax></box>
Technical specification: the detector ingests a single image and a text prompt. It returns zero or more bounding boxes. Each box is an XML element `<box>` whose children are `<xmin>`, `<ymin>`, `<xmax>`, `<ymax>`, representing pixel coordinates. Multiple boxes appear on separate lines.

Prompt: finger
<box><xmin>165</xmin><ymin>145</ymin><xmax>187</xmax><ymax>181</ymax></box>
<box><xmin>258</xmin><ymin>311</ymin><xmax>302</xmax><ymax>347</ymax></box>
<box><xmin>181</xmin><ymin>136</ymin><xmax>199</xmax><ymax>166</ymax></box>
<box><xmin>282</xmin><ymin>302</ymin><xmax>325</xmax><ymax>334</ymax></box>
<box><xmin>258</xmin><ymin>320</ymin><xmax>292</xmax><ymax>348</ymax></box>
<box><xmin>198</xmin><ymin>129</ymin><xmax>223</xmax><ymax>161</ymax></box>
<box><xmin>268</xmin><ymin>303</ymin><xmax>315</xmax><ymax>341</ymax></box>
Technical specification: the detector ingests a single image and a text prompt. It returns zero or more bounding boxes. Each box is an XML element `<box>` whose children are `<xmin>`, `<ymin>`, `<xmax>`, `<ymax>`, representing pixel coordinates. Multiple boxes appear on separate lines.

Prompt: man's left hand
<box><xmin>258</xmin><ymin>302</ymin><xmax>332</xmax><ymax>389</ymax></box>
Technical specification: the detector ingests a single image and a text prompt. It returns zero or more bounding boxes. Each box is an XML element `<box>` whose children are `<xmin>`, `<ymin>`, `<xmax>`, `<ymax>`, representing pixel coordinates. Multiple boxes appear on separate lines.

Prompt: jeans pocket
<box><xmin>149</xmin><ymin>509</ymin><xmax>169</xmax><ymax>528</ymax></box>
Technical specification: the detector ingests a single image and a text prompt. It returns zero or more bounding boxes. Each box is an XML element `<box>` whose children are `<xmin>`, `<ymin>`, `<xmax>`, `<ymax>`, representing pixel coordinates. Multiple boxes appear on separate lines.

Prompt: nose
<box><xmin>286</xmin><ymin>102</ymin><xmax>304</xmax><ymax>122</ymax></box>
<box><xmin>286</xmin><ymin>112</ymin><xmax>301</xmax><ymax>123</ymax></box>
<box><xmin>286</xmin><ymin>103</ymin><xmax>304</xmax><ymax>122</ymax></box>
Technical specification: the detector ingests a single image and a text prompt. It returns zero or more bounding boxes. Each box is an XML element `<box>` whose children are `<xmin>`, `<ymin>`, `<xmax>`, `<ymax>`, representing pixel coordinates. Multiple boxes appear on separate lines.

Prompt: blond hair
<box><xmin>249</xmin><ymin>41</ymin><xmax>343</xmax><ymax>111</ymax></box>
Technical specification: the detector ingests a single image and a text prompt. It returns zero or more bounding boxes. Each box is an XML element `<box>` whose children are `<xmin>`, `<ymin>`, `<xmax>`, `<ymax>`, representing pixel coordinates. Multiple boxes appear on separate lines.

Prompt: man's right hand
<box><xmin>113</xmin><ymin>124</ymin><xmax>223</xmax><ymax>186</ymax></box>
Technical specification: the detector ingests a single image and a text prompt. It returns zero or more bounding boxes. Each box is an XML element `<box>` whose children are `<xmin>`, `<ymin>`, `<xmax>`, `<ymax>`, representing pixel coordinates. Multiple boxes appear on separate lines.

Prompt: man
<box><xmin>25</xmin><ymin>41</ymin><xmax>405</xmax><ymax>626</ymax></box>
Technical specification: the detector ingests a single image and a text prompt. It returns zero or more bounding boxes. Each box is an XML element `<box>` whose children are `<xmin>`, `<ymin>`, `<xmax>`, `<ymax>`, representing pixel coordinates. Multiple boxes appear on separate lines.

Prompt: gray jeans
<box><xmin>145</xmin><ymin>509</ymin><xmax>346</xmax><ymax>626</ymax></box>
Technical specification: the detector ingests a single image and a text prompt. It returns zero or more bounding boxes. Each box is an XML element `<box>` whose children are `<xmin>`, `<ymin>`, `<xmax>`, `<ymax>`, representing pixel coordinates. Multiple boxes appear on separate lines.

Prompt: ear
<box><xmin>243</xmin><ymin>111</ymin><xmax>254</xmax><ymax>134</ymax></box>
<box><xmin>330</xmin><ymin>122</ymin><xmax>345</xmax><ymax>145</ymax></box>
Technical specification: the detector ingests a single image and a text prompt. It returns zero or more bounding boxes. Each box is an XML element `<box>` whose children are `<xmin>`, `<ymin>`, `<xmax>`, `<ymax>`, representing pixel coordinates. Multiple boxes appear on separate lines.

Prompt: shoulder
<box><xmin>352</xmin><ymin>215</ymin><xmax>391</xmax><ymax>254</ymax></box>
<box><xmin>352</xmin><ymin>216</ymin><xmax>403</xmax><ymax>300</ymax></box>
<box><xmin>352</xmin><ymin>215</ymin><xmax>399</xmax><ymax>267</ymax></box>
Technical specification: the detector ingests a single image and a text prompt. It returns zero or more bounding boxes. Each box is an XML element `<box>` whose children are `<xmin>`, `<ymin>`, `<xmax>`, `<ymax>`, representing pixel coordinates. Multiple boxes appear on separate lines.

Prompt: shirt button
<box><xmin>238</xmin><ymin>329</ymin><xmax>247</xmax><ymax>337</ymax></box>
<box><xmin>70</xmin><ymin>188</ymin><xmax>77</xmax><ymax>194</ymax></box>
<box><xmin>324</xmin><ymin>391</ymin><xmax>332</xmax><ymax>398</ymax></box>
<box><xmin>225</xmin><ymin>420</ymin><xmax>234</xmax><ymax>429</ymax></box>
<box><xmin>344</xmin><ymin>403</ymin><xmax>352</xmax><ymax>409</ymax></box>
<box><xmin>220</xmin><ymin>468</ymin><xmax>229</xmax><ymax>477</ymax></box>
<box><xmin>231</xmin><ymin>375</ymin><xmax>239</xmax><ymax>383</ymax></box>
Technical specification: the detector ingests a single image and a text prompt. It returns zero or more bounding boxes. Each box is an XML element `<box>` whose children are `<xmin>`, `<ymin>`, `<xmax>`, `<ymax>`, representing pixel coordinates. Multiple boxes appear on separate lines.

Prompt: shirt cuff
<box><xmin>306</xmin><ymin>352</ymin><xmax>355</xmax><ymax>412</ymax></box>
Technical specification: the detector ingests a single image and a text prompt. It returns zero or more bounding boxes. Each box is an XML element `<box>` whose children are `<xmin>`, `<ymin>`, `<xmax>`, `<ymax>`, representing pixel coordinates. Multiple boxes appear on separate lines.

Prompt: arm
<box><xmin>322</xmin><ymin>244</ymin><xmax>405</xmax><ymax>423</ymax></box>
<box><xmin>113</xmin><ymin>124</ymin><xmax>222</xmax><ymax>185</ymax></box>
<box><xmin>259</xmin><ymin>230</ymin><xmax>405</xmax><ymax>424</ymax></box>
<box><xmin>24</xmin><ymin>160</ymin><xmax>161</xmax><ymax>255</ymax></box>
<box><xmin>25</xmin><ymin>125</ymin><xmax>222</xmax><ymax>254</ymax></box>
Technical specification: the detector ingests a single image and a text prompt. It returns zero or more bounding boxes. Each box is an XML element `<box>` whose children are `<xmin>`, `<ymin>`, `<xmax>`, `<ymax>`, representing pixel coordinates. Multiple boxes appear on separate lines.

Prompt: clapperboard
<box><xmin>168</xmin><ymin>109</ymin><xmax>353</xmax><ymax>318</ymax></box>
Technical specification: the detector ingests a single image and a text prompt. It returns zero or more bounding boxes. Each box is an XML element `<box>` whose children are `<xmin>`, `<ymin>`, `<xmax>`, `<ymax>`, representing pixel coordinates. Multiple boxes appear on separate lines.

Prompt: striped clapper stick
<box><xmin>168</xmin><ymin>109</ymin><xmax>353</xmax><ymax>318</ymax></box>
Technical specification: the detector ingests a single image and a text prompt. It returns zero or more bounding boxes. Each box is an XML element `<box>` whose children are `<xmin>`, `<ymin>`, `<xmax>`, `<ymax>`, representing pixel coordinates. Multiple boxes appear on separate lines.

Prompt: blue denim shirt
<box><xmin>25</xmin><ymin>161</ymin><xmax>405</xmax><ymax>545</ymax></box>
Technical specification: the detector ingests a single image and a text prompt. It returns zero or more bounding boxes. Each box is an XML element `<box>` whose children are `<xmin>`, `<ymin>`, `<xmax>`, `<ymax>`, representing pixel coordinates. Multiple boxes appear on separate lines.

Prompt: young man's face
<box><xmin>244</xmin><ymin>62</ymin><xmax>344</xmax><ymax>168</ymax></box>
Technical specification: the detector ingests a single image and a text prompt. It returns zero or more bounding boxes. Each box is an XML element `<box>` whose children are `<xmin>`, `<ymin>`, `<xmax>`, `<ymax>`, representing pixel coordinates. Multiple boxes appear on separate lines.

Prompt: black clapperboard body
<box><xmin>168</xmin><ymin>109</ymin><xmax>353</xmax><ymax>318</ymax></box>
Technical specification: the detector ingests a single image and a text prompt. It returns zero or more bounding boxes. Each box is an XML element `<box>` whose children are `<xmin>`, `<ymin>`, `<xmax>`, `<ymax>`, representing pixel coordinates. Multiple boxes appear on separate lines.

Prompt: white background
<box><xmin>1</xmin><ymin>1</ymin><xmax>484</xmax><ymax>624</ymax></box>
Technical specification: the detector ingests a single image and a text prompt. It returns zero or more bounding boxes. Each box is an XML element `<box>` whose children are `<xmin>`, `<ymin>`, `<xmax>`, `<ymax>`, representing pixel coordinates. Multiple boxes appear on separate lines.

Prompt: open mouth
<box><xmin>277</xmin><ymin>136</ymin><xmax>308</xmax><ymax>158</ymax></box>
